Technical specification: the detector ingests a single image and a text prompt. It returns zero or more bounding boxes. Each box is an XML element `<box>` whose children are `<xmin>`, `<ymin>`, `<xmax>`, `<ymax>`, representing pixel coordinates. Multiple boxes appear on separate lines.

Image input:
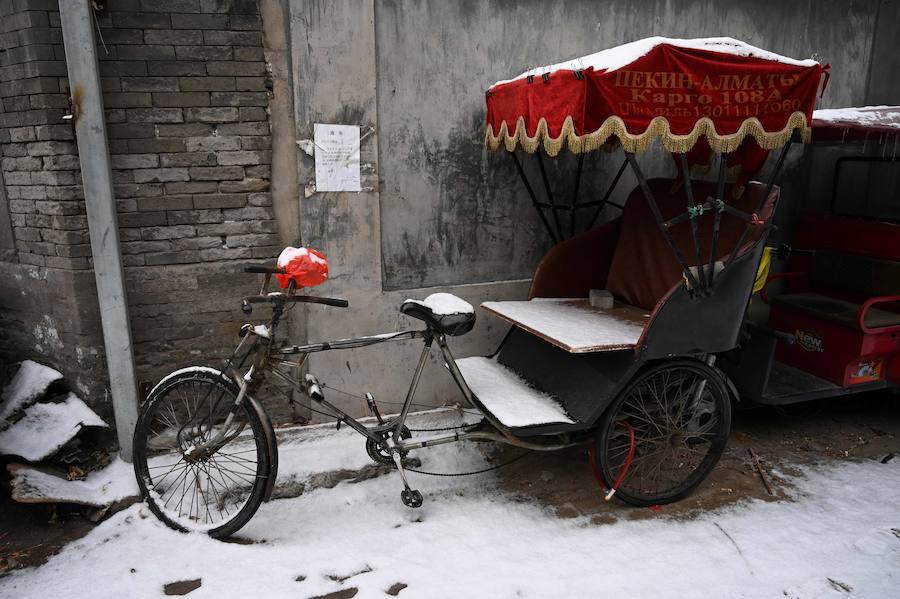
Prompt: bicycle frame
<box><xmin>186</xmin><ymin>269</ymin><xmax>575</xmax><ymax>468</ymax></box>
<box><xmin>258</xmin><ymin>327</ymin><xmax>575</xmax><ymax>453</ymax></box>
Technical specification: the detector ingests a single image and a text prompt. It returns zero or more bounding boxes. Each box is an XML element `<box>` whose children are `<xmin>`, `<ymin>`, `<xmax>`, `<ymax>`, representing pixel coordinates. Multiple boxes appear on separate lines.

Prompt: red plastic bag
<box><xmin>275</xmin><ymin>247</ymin><xmax>329</xmax><ymax>289</ymax></box>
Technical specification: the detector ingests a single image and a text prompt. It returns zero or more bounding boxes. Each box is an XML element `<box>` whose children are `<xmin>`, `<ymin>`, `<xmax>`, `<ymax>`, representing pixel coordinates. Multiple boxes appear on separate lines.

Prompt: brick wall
<box><xmin>0</xmin><ymin>0</ymin><xmax>106</xmax><ymax>407</ymax></box>
<box><xmin>0</xmin><ymin>0</ymin><xmax>282</xmax><ymax>416</ymax></box>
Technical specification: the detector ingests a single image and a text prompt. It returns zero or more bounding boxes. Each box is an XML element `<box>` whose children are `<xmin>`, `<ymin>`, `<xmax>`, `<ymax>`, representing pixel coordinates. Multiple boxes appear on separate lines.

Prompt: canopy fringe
<box><xmin>484</xmin><ymin>112</ymin><xmax>811</xmax><ymax>156</ymax></box>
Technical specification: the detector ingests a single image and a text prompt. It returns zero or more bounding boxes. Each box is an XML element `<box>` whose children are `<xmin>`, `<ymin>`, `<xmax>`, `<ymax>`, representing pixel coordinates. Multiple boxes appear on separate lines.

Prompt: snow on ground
<box><xmin>1</xmin><ymin>409</ymin><xmax>898</xmax><ymax>599</ymax></box>
<box><xmin>0</xmin><ymin>360</ymin><xmax>63</xmax><ymax>422</ymax></box>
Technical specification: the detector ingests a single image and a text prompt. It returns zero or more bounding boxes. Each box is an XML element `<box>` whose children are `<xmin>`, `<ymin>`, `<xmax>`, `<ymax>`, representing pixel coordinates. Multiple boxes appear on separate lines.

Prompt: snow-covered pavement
<box><xmin>2</xmin><ymin>409</ymin><xmax>898</xmax><ymax>599</ymax></box>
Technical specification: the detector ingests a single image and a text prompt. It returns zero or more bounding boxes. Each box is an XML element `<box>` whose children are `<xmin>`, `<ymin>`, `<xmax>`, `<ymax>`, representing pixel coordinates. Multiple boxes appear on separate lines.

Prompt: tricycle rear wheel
<box><xmin>593</xmin><ymin>359</ymin><xmax>731</xmax><ymax>507</ymax></box>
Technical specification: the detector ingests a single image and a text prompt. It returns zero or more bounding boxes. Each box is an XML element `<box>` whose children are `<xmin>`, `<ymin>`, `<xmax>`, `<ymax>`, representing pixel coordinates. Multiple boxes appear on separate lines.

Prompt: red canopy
<box><xmin>485</xmin><ymin>37</ymin><xmax>827</xmax><ymax>156</ymax></box>
<box><xmin>811</xmin><ymin>106</ymin><xmax>900</xmax><ymax>141</ymax></box>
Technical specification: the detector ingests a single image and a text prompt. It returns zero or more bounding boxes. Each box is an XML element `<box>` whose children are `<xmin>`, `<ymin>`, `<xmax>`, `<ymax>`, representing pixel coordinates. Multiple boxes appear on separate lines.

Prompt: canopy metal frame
<box><xmin>509</xmin><ymin>139</ymin><xmax>795</xmax><ymax>293</ymax></box>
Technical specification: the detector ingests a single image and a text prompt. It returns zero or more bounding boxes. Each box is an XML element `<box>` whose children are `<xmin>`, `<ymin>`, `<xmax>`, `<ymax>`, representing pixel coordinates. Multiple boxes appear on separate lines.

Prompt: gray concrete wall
<box><xmin>373</xmin><ymin>0</ymin><xmax>881</xmax><ymax>289</ymax></box>
<box><xmin>287</xmin><ymin>0</ymin><xmax>529</xmax><ymax>418</ymax></box>
<box><xmin>286</xmin><ymin>0</ymin><xmax>894</xmax><ymax>418</ymax></box>
<box><xmin>865</xmin><ymin>0</ymin><xmax>900</xmax><ymax>105</ymax></box>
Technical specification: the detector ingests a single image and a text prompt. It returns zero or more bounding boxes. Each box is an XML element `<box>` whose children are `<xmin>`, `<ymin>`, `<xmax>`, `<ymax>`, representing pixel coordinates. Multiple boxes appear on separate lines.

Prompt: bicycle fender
<box><xmin>244</xmin><ymin>394</ymin><xmax>279</xmax><ymax>501</ymax></box>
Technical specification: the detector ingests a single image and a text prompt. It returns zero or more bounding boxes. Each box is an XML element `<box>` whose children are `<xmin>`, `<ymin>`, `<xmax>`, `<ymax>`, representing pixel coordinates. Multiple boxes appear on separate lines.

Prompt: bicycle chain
<box><xmin>403</xmin><ymin>450</ymin><xmax>532</xmax><ymax>477</ymax></box>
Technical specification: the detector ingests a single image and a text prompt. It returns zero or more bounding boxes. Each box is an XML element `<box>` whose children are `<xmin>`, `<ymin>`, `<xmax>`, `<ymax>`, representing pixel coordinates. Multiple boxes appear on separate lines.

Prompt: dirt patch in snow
<box><xmin>493</xmin><ymin>390</ymin><xmax>900</xmax><ymax>521</ymax></box>
<box><xmin>0</xmin><ymin>484</ymin><xmax>96</xmax><ymax>575</ymax></box>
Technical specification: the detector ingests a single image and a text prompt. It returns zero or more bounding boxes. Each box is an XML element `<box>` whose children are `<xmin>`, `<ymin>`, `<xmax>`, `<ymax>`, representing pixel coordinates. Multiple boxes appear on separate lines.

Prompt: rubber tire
<box><xmin>133</xmin><ymin>368</ymin><xmax>272</xmax><ymax>539</ymax></box>
<box><xmin>594</xmin><ymin>359</ymin><xmax>731</xmax><ymax>507</ymax></box>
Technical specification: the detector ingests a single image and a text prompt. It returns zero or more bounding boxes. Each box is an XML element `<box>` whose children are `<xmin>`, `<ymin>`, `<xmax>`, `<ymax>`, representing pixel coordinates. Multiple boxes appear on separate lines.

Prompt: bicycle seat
<box><xmin>400</xmin><ymin>293</ymin><xmax>476</xmax><ymax>336</ymax></box>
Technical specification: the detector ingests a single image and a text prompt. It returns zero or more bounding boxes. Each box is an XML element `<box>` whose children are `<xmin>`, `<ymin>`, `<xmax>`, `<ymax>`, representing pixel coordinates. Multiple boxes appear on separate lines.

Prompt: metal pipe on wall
<box><xmin>59</xmin><ymin>0</ymin><xmax>140</xmax><ymax>461</ymax></box>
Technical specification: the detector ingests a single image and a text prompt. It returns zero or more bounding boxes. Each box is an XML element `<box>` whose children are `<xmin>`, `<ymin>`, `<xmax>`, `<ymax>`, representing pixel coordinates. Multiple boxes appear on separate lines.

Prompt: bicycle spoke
<box><xmin>604</xmin><ymin>365</ymin><xmax>728</xmax><ymax>502</ymax></box>
<box><xmin>138</xmin><ymin>371</ymin><xmax>266</xmax><ymax>535</ymax></box>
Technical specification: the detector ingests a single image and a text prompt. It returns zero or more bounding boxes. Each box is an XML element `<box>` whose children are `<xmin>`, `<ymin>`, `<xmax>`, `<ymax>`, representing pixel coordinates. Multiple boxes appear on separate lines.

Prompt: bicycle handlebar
<box><xmin>296</xmin><ymin>296</ymin><xmax>350</xmax><ymax>308</ymax></box>
<box><xmin>241</xmin><ymin>293</ymin><xmax>349</xmax><ymax>314</ymax></box>
<box><xmin>244</xmin><ymin>264</ymin><xmax>286</xmax><ymax>275</ymax></box>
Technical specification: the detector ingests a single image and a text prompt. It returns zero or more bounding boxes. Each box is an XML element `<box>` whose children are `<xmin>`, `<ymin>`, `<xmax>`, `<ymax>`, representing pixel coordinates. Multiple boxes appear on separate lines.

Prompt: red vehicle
<box><xmin>722</xmin><ymin>106</ymin><xmax>900</xmax><ymax>404</ymax></box>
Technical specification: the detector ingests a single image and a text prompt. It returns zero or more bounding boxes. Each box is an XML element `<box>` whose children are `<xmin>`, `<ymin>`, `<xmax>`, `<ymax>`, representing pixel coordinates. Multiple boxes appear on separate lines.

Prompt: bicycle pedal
<box><xmin>401</xmin><ymin>489</ymin><xmax>423</xmax><ymax>508</ymax></box>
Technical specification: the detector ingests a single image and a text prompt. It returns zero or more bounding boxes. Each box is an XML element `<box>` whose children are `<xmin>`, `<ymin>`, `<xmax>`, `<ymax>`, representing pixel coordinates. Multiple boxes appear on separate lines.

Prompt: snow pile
<box><xmin>404</xmin><ymin>293</ymin><xmax>475</xmax><ymax>316</ymax></box>
<box><xmin>494</xmin><ymin>37</ymin><xmax>818</xmax><ymax>86</ymax></box>
<box><xmin>0</xmin><ymin>392</ymin><xmax>107</xmax><ymax>461</ymax></box>
<box><xmin>456</xmin><ymin>357</ymin><xmax>574</xmax><ymax>427</ymax></box>
<box><xmin>1</xmin><ymin>414</ymin><xmax>897</xmax><ymax>599</ymax></box>
<box><xmin>812</xmin><ymin>105</ymin><xmax>900</xmax><ymax>128</ymax></box>
<box><xmin>8</xmin><ymin>458</ymin><xmax>137</xmax><ymax>508</ymax></box>
<box><xmin>0</xmin><ymin>360</ymin><xmax>122</xmax><ymax>511</ymax></box>
<box><xmin>0</xmin><ymin>360</ymin><xmax>63</xmax><ymax>422</ymax></box>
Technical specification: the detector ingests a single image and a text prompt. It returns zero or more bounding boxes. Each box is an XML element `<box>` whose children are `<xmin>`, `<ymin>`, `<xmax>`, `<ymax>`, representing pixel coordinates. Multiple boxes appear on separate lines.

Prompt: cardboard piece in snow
<box><xmin>8</xmin><ymin>458</ymin><xmax>138</xmax><ymax>507</ymax></box>
<box><xmin>0</xmin><ymin>392</ymin><xmax>107</xmax><ymax>461</ymax></box>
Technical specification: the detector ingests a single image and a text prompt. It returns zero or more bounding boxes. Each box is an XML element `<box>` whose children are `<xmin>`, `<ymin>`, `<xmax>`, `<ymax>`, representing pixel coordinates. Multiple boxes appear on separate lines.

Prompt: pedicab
<box><xmin>721</xmin><ymin>105</ymin><xmax>900</xmax><ymax>404</ymax></box>
<box><xmin>133</xmin><ymin>37</ymin><xmax>829</xmax><ymax>538</ymax></box>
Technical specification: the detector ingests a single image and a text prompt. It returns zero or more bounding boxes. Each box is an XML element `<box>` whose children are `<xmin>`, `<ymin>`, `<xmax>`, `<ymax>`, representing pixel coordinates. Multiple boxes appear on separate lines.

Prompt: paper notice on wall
<box><xmin>313</xmin><ymin>123</ymin><xmax>361</xmax><ymax>192</ymax></box>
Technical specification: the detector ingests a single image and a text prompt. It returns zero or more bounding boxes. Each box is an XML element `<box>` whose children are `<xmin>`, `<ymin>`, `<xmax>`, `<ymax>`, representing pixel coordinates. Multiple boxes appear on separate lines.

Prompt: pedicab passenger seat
<box><xmin>486</xmin><ymin>179</ymin><xmax>779</xmax><ymax>354</ymax></box>
<box><xmin>768</xmin><ymin>251</ymin><xmax>900</xmax><ymax>331</ymax></box>
<box><xmin>605</xmin><ymin>179</ymin><xmax>778</xmax><ymax>312</ymax></box>
<box><xmin>401</xmin><ymin>293</ymin><xmax>476</xmax><ymax>336</ymax></box>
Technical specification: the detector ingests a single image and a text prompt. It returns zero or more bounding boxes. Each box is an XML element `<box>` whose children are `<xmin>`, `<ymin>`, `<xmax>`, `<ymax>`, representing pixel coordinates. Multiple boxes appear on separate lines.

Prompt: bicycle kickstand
<box><xmin>391</xmin><ymin>448</ymin><xmax>423</xmax><ymax>508</ymax></box>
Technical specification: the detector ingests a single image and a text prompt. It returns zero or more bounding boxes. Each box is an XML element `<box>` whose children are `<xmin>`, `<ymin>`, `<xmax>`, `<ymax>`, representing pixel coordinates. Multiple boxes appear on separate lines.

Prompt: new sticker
<box><xmin>795</xmin><ymin>329</ymin><xmax>824</xmax><ymax>353</ymax></box>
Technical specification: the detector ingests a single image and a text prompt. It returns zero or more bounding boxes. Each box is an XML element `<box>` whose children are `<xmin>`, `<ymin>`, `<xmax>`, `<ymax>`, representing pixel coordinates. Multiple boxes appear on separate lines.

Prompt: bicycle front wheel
<box><xmin>133</xmin><ymin>368</ymin><xmax>272</xmax><ymax>539</ymax></box>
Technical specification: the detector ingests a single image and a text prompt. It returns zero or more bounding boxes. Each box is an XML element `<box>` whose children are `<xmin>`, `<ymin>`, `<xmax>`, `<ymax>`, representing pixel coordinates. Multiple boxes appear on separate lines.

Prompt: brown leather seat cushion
<box><xmin>771</xmin><ymin>292</ymin><xmax>900</xmax><ymax>330</ymax></box>
<box><xmin>606</xmin><ymin>179</ymin><xmax>778</xmax><ymax>310</ymax></box>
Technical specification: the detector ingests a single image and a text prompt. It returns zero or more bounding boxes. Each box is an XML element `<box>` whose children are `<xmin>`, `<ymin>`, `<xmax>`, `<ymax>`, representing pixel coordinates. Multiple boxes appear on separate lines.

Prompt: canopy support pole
<box><xmin>722</xmin><ymin>140</ymin><xmax>793</xmax><ymax>273</ymax></box>
<box><xmin>536</xmin><ymin>152</ymin><xmax>564</xmax><ymax>241</ymax></box>
<box><xmin>706</xmin><ymin>153</ymin><xmax>728</xmax><ymax>288</ymax></box>
<box><xmin>511</xmin><ymin>151</ymin><xmax>559</xmax><ymax>244</ymax></box>
<box><xmin>569</xmin><ymin>153</ymin><xmax>584</xmax><ymax>237</ymax></box>
<box><xmin>679</xmin><ymin>153</ymin><xmax>706</xmax><ymax>289</ymax></box>
<box><xmin>625</xmin><ymin>152</ymin><xmax>700</xmax><ymax>290</ymax></box>
<box><xmin>585</xmin><ymin>157</ymin><xmax>628</xmax><ymax>231</ymax></box>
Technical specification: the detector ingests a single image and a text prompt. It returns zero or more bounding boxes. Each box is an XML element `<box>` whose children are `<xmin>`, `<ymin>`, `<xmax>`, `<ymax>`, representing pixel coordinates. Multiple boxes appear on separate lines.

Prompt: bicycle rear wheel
<box><xmin>133</xmin><ymin>368</ymin><xmax>272</xmax><ymax>539</ymax></box>
<box><xmin>594</xmin><ymin>359</ymin><xmax>731</xmax><ymax>506</ymax></box>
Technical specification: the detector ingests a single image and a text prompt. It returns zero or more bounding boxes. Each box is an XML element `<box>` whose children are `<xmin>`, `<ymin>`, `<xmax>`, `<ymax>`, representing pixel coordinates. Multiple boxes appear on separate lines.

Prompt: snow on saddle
<box><xmin>400</xmin><ymin>293</ymin><xmax>476</xmax><ymax>336</ymax></box>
